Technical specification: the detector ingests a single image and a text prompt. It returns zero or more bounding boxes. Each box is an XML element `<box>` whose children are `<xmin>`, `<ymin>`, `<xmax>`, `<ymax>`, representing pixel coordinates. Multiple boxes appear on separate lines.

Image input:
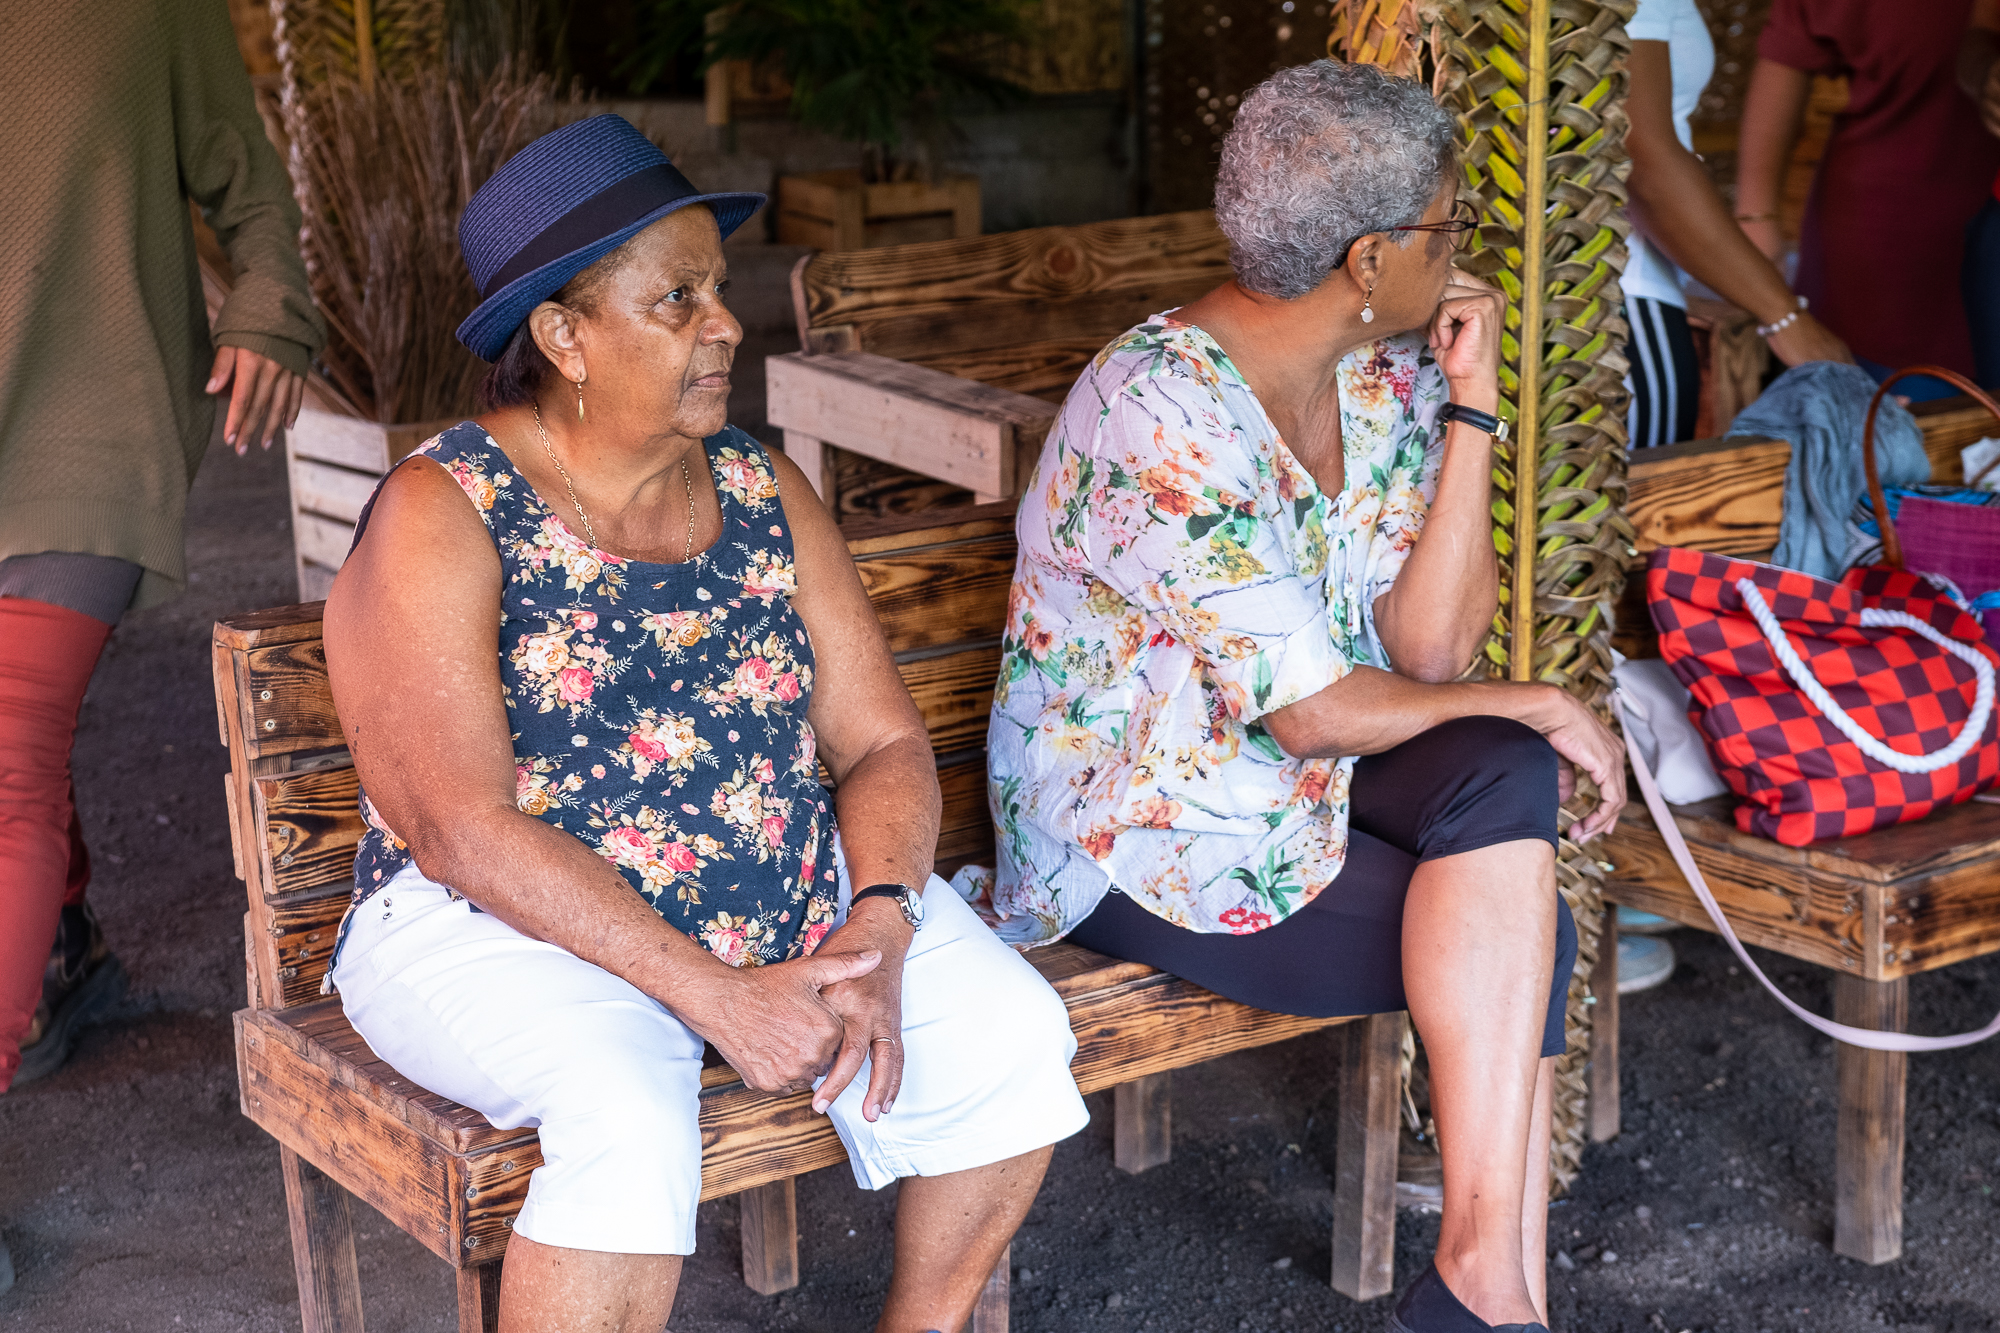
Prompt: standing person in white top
<box><xmin>1623</xmin><ymin>0</ymin><xmax>1851</xmax><ymax>448</ymax></box>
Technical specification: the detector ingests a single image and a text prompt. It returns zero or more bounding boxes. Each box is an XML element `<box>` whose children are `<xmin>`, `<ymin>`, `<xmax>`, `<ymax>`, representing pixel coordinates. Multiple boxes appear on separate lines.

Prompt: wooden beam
<box><xmin>1833</xmin><ymin>974</ymin><xmax>1907</xmax><ymax>1264</ymax></box>
<box><xmin>1113</xmin><ymin>1073</ymin><xmax>1172</xmax><ymax>1175</ymax></box>
<box><xmin>739</xmin><ymin>1179</ymin><xmax>800</xmax><ymax>1295</ymax></box>
<box><xmin>455</xmin><ymin>1262</ymin><xmax>501</xmax><ymax>1333</ymax></box>
<box><xmin>766</xmin><ymin>351</ymin><xmax>1055</xmax><ymax>498</ymax></box>
<box><xmin>1330</xmin><ymin>1012</ymin><xmax>1400</xmax><ymax>1301</ymax></box>
<box><xmin>1625</xmin><ymin>435</ymin><xmax>1788</xmax><ymax>556</ymax></box>
<box><xmin>279</xmin><ymin>1146</ymin><xmax>365</xmax><ymax>1333</ymax></box>
<box><xmin>971</xmin><ymin>1242</ymin><xmax>1010</xmax><ymax>1333</ymax></box>
<box><xmin>782</xmin><ymin>431</ymin><xmax>834</xmax><ymax>504</ymax></box>
<box><xmin>1587</xmin><ymin>909</ymin><xmax>1620</xmax><ymax>1142</ymax></box>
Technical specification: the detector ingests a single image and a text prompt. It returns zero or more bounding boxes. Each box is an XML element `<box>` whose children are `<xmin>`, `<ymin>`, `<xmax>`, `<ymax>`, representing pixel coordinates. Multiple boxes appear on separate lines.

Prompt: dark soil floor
<box><xmin>5</xmin><ymin>436</ymin><xmax>2000</xmax><ymax>1333</ymax></box>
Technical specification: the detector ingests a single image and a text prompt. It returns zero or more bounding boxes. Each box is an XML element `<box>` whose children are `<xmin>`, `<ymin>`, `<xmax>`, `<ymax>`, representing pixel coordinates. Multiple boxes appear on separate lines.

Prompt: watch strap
<box><xmin>853</xmin><ymin>883</ymin><xmax>911</xmax><ymax>904</ymax></box>
<box><xmin>1438</xmin><ymin>401</ymin><xmax>1509</xmax><ymax>441</ymax></box>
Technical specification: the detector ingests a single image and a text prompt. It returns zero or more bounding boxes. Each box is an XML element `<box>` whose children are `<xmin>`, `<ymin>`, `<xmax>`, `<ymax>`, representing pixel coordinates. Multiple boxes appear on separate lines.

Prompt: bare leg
<box><xmin>1521</xmin><ymin>1054</ymin><xmax>1555</xmax><ymax>1322</ymax></box>
<box><xmin>497</xmin><ymin>1234</ymin><xmax>681</xmax><ymax>1333</ymax></box>
<box><xmin>1402</xmin><ymin>838</ymin><xmax>1556</xmax><ymax>1328</ymax></box>
<box><xmin>877</xmin><ymin>1145</ymin><xmax>1054</xmax><ymax>1333</ymax></box>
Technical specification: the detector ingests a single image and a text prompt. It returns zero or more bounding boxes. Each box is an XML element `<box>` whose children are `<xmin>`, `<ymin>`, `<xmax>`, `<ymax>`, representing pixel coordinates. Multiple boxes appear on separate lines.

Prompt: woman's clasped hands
<box><xmin>676</xmin><ymin>897</ymin><xmax>912</xmax><ymax>1124</ymax></box>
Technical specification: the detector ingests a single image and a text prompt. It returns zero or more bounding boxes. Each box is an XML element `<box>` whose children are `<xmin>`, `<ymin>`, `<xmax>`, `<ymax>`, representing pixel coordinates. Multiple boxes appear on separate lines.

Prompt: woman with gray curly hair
<box><xmin>987</xmin><ymin>61</ymin><xmax>1626</xmax><ymax>1333</ymax></box>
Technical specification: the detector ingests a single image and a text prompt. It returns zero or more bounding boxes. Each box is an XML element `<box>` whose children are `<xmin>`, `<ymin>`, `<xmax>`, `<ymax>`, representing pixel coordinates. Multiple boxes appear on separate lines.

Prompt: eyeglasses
<box><xmin>1331</xmin><ymin>200</ymin><xmax>1480</xmax><ymax>269</ymax></box>
<box><xmin>1393</xmin><ymin>199</ymin><xmax>1481</xmax><ymax>248</ymax></box>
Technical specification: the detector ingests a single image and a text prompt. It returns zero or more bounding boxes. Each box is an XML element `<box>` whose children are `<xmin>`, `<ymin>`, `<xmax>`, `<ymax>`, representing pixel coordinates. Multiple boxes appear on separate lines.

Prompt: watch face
<box><xmin>903</xmin><ymin>887</ymin><xmax>925</xmax><ymax>927</ymax></box>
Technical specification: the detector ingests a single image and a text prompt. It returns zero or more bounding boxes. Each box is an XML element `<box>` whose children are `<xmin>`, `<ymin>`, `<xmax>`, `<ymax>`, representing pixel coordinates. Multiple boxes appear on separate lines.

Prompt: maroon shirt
<box><xmin>1760</xmin><ymin>0</ymin><xmax>2000</xmax><ymax>374</ymax></box>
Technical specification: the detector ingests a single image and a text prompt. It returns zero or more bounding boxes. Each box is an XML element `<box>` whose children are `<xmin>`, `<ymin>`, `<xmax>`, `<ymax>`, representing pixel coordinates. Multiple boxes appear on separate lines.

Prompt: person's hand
<box><xmin>1764</xmin><ymin>311</ymin><xmax>1854</xmax><ymax>369</ymax></box>
<box><xmin>1522</xmin><ymin>684</ymin><xmax>1627</xmax><ymax>842</ymax></box>
<box><xmin>810</xmin><ymin>898</ymin><xmax>914</xmax><ymax>1122</ymax></box>
<box><xmin>1738</xmin><ymin>216</ymin><xmax>1786</xmax><ymax>264</ymax></box>
<box><xmin>679</xmin><ymin>945</ymin><xmax>884</xmax><ymax>1095</ymax></box>
<box><xmin>1429</xmin><ymin>272</ymin><xmax>1505</xmax><ymax>410</ymax></box>
<box><xmin>206</xmin><ymin>346</ymin><xmax>307</xmax><ymax>454</ymax></box>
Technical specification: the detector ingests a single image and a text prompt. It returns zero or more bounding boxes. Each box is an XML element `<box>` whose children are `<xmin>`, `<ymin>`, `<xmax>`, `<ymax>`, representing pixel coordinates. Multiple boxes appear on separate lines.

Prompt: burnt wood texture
<box><xmin>217</xmin><ymin>506</ymin><xmax>1402</xmax><ymax>1331</ymax></box>
<box><xmin>1597</xmin><ymin>403</ymin><xmax>2000</xmax><ymax>1264</ymax></box>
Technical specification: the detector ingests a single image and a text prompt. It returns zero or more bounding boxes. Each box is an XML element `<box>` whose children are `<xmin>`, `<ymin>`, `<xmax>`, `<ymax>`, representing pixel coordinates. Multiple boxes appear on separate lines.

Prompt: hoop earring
<box><xmin>574</xmin><ymin>374</ymin><xmax>586</xmax><ymax>423</ymax></box>
<box><xmin>1361</xmin><ymin>288</ymin><xmax>1376</xmax><ymax>324</ymax></box>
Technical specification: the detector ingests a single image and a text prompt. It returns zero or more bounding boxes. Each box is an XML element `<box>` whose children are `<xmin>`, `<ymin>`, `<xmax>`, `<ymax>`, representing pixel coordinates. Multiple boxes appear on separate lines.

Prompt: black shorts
<box><xmin>1065</xmin><ymin>715</ymin><xmax>1577</xmax><ymax>1058</ymax></box>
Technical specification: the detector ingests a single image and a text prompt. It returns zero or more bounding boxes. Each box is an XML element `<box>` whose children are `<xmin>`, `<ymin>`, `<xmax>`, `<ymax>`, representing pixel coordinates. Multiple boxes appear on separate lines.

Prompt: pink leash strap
<box><xmin>1614</xmin><ymin>689</ymin><xmax>2000</xmax><ymax>1052</ymax></box>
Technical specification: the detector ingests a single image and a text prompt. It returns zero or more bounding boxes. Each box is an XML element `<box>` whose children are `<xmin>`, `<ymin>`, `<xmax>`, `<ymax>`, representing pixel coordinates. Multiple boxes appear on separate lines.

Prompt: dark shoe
<box><xmin>0</xmin><ymin>1230</ymin><xmax>13</xmax><ymax>1294</ymax></box>
<box><xmin>12</xmin><ymin>902</ymin><xmax>125</xmax><ymax>1087</ymax></box>
<box><xmin>1388</xmin><ymin>1264</ymin><xmax>1549</xmax><ymax>1333</ymax></box>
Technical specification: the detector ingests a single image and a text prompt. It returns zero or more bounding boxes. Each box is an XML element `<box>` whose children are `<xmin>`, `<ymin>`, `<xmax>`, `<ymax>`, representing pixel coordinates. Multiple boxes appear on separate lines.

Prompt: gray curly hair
<box><xmin>1215</xmin><ymin>61</ymin><xmax>1457</xmax><ymax>299</ymax></box>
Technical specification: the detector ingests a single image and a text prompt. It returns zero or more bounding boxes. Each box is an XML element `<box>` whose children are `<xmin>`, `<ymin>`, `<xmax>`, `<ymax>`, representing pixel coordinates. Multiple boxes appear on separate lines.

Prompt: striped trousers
<box><xmin>1624</xmin><ymin>296</ymin><xmax>1699</xmax><ymax>450</ymax></box>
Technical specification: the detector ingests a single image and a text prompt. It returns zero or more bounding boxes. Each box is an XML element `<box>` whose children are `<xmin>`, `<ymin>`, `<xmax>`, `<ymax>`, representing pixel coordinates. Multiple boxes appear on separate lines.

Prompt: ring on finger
<box><xmin>870</xmin><ymin>1036</ymin><xmax>898</xmax><ymax>1048</ymax></box>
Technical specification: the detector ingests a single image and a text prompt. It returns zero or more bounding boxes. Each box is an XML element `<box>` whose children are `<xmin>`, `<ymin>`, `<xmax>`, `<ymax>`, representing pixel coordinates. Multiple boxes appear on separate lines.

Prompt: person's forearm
<box><xmin>1373</xmin><ymin>415</ymin><xmax>1499</xmax><ymax>682</ymax></box>
<box><xmin>416</xmin><ymin>806</ymin><xmax>733</xmax><ymax>1006</ymax></box>
<box><xmin>829</xmin><ymin>733</ymin><xmax>941</xmax><ymax>895</ymax></box>
<box><xmin>1628</xmin><ymin>136</ymin><xmax>1798</xmax><ymax>325</ymax></box>
<box><xmin>1734</xmin><ymin>59</ymin><xmax>1811</xmax><ymax>225</ymax></box>
<box><xmin>1264</xmin><ymin>664</ymin><xmax>1558</xmax><ymax>759</ymax></box>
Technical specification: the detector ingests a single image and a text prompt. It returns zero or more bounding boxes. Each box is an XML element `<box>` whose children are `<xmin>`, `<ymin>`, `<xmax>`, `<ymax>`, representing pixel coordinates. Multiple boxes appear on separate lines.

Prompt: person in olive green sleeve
<box><xmin>0</xmin><ymin>0</ymin><xmax>326</xmax><ymax>1103</ymax></box>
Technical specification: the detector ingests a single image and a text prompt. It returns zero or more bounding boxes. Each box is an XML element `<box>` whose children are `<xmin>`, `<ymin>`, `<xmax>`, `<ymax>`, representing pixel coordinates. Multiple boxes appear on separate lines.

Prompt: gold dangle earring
<box><xmin>1361</xmin><ymin>286</ymin><xmax>1376</xmax><ymax>324</ymax></box>
<box><xmin>575</xmin><ymin>373</ymin><xmax>586</xmax><ymax>423</ymax></box>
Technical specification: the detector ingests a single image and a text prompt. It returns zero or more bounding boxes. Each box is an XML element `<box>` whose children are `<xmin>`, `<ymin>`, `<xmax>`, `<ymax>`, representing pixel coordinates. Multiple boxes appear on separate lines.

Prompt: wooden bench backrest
<box><xmin>791</xmin><ymin>210</ymin><xmax>1230</xmax><ymax>404</ymax></box>
<box><xmin>214</xmin><ymin>505</ymin><xmax>1019</xmax><ymax>1012</ymax></box>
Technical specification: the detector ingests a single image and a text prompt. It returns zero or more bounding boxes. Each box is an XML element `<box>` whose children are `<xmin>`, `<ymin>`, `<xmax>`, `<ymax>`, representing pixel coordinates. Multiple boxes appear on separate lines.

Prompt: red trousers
<box><xmin>0</xmin><ymin>597</ymin><xmax>112</xmax><ymax>1090</ymax></box>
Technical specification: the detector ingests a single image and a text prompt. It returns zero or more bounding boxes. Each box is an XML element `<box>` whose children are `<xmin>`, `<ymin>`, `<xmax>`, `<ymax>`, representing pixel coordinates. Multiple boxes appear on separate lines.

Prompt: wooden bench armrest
<box><xmin>767</xmin><ymin>351</ymin><xmax>1058</xmax><ymax>502</ymax></box>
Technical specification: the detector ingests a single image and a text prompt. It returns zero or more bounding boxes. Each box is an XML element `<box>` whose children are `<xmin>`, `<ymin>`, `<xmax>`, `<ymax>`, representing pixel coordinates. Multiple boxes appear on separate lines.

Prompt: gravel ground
<box><xmin>4</xmin><ymin>435</ymin><xmax>2000</xmax><ymax>1333</ymax></box>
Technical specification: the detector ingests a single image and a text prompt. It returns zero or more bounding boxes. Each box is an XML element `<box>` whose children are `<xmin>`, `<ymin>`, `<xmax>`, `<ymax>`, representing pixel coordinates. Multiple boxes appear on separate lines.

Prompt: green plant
<box><xmin>626</xmin><ymin>0</ymin><xmax>1030</xmax><ymax>181</ymax></box>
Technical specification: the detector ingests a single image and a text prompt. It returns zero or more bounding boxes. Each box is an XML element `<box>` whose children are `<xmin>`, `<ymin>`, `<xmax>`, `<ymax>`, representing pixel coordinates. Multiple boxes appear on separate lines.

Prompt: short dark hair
<box><xmin>474</xmin><ymin>239</ymin><xmax>637</xmax><ymax>411</ymax></box>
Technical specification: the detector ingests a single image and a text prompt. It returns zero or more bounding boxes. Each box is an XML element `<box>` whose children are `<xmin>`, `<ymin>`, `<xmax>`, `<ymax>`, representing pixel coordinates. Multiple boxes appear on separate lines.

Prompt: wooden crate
<box><xmin>286</xmin><ymin>410</ymin><xmax>455</xmax><ymax>601</ymax></box>
<box><xmin>775</xmin><ymin>170</ymin><xmax>981</xmax><ymax>251</ymax></box>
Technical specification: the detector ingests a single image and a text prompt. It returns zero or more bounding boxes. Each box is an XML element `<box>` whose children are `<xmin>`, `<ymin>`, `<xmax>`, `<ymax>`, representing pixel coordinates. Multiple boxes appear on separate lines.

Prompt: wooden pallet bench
<box><xmin>1596</xmin><ymin>395</ymin><xmax>2000</xmax><ymax>1264</ymax></box>
<box><xmin>767</xmin><ymin>210</ymin><xmax>1231</xmax><ymax>515</ymax></box>
<box><xmin>215</xmin><ymin>504</ymin><xmax>1404</xmax><ymax>1333</ymax></box>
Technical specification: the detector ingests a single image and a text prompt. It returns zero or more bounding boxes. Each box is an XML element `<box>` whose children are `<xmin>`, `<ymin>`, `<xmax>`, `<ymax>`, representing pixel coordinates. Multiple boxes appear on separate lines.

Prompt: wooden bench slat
<box><xmin>1625</xmin><ymin>435</ymin><xmax>1787</xmax><ymax>557</ymax></box>
<box><xmin>852</xmin><ymin>534</ymin><xmax>1016</xmax><ymax>658</ymax></box>
<box><xmin>899</xmin><ymin>644</ymin><xmax>1002</xmax><ymax>757</ymax></box>
<box><xmin>257</xmin><ymin>765</ymin><xmax>365</xmax><ymax>899</ymax></box>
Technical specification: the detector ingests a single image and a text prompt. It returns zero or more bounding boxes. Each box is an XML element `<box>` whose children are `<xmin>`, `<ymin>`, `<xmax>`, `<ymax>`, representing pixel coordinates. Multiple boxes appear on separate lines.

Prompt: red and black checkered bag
<box><xmin>1647</xmin><ymin>548</ymin><xmax>2000</xmax><ymax>845</ymax></box>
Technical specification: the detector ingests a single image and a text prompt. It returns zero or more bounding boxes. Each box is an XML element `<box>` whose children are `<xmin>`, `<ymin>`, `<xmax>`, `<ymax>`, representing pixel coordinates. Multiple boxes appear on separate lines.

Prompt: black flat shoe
<box><xmin>1387</xmin><ymin>1264</ymin><xmax>1550</xmax><ymax>1333</ymax></box>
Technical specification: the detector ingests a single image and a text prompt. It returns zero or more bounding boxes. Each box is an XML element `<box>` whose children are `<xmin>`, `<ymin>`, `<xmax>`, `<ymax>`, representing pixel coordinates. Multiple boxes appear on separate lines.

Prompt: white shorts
<box><xmin>329</xmin><ymin>862</ymin><xmax>1088</xmax><ymax>1256</ymax></box>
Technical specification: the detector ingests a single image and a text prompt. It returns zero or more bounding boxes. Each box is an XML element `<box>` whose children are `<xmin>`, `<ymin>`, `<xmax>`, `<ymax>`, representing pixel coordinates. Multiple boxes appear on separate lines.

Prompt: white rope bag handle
<box><xmin>1616</xmin><ymin>688</ymin><xmax>2000</xmax><ymax>1051</ymax></box>
<box><xmin>1734</xmin><ymin>577</ymin><xmax>1994</xmax><ymax>773</ymax></box>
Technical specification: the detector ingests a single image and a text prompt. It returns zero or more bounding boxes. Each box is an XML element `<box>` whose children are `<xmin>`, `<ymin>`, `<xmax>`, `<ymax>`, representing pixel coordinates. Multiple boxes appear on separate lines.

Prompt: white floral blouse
<box><xmin>979</xmin><ymin>316</ymin><xmax>1447</xmax><ymax>944</ymax></box>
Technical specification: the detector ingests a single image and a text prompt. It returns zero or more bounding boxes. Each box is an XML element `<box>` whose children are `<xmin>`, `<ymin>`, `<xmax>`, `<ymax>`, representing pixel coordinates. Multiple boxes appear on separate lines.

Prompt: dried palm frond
<box><xmin>271</xmin><ymin>0</ymin><xmax>447</xmax><ymax>93</ymax></box>
<box><xmin>281</xmin><ymin>66</ymin><xmax>579</xmax><ymax>422</ymax></box>
<box><xmin>1333</xmin><ymin>0</ymin><xmax>1637</xmax><ymax>1194</ymax></box>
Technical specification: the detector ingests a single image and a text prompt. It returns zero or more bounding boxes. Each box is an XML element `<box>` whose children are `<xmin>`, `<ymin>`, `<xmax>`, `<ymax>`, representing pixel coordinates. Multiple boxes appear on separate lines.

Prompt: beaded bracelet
<box><xmin>1756</xmin><ymin>295</ymin><xmax>1809</xmax><ymax>339</ymax></box>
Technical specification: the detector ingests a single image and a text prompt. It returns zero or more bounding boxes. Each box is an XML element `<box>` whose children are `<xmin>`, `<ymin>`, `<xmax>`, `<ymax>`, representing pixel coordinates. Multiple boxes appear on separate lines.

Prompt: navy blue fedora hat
<box><xmin>456</xmin><ymin>114</ymin><xmax>766</xmax><ymax>362</ymax></box>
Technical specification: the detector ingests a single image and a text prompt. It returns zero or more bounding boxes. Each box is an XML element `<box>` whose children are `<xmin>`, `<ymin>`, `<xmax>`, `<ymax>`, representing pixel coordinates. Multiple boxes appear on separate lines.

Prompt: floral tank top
<box><xmin>343</xmin><ymin>421</ymin><xmax>840</xmax><ymax>970</ymax></box>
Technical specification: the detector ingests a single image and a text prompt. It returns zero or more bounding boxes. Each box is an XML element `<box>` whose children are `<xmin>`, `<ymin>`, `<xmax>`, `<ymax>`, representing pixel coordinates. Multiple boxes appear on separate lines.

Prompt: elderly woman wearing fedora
<box><xmin>988</xmin><ymin>63</ymin><xmax>1625</xmax><ymax>1333</ymax></box>
<box><xmin>319</xmin><ymin>115</ymin><xmax>1087</xmax><ymax>1332</ymax></box>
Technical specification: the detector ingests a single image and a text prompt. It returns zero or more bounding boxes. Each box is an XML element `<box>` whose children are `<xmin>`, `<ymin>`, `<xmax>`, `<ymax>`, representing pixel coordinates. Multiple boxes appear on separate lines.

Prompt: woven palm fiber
<box><xmin>271</xmin><ymin>0</ymin><xmax>445</xmax><ymax>94</ymax></box>
<box><xmin>1332</xmin><ymin>0</ymin><xmax>1637</xmax><ymax>1193</ymax></box>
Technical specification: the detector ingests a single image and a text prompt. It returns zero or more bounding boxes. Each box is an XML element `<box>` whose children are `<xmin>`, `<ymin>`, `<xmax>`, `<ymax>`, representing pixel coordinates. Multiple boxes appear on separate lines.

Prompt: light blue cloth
<box><xmin>1725</xmin><ymin>362</ymin><xmax>1931</xmax><ymax>579</ymax></box>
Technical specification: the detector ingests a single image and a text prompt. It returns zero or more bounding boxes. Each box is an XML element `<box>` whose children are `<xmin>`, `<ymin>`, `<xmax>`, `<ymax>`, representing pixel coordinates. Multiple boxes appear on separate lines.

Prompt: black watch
<box><xmin>1437</xmin><ymin>401</ymin><xmax>1509</xmax><ymax>441</ymax></box>
<box><xmin>852</xmin><ymin>882</ymin><xmax>924</xmax><ymax>929</ymax></box>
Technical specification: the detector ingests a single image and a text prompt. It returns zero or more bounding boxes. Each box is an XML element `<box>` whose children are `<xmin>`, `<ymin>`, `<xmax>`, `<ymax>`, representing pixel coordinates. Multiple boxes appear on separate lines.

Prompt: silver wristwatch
<box><xmin>852</xmin><ymin>882</ymin><xmax>924</xmax><ymax>929</ymax></box>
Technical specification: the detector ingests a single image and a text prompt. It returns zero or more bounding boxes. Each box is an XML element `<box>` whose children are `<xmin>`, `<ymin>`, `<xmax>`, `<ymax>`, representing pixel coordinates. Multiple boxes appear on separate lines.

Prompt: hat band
<box><xmin>480</xmin><ymin>161</ymin><xmax>698</xmax><ymax>298</ymax></box>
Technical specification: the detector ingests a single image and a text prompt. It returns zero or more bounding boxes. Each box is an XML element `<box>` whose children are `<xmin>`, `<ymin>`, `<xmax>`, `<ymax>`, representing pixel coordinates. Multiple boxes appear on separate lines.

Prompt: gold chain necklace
<box><xmin>532</xmin><ymin>401</ymin><xmax>695</xmax><ymax>563</ymax></box>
